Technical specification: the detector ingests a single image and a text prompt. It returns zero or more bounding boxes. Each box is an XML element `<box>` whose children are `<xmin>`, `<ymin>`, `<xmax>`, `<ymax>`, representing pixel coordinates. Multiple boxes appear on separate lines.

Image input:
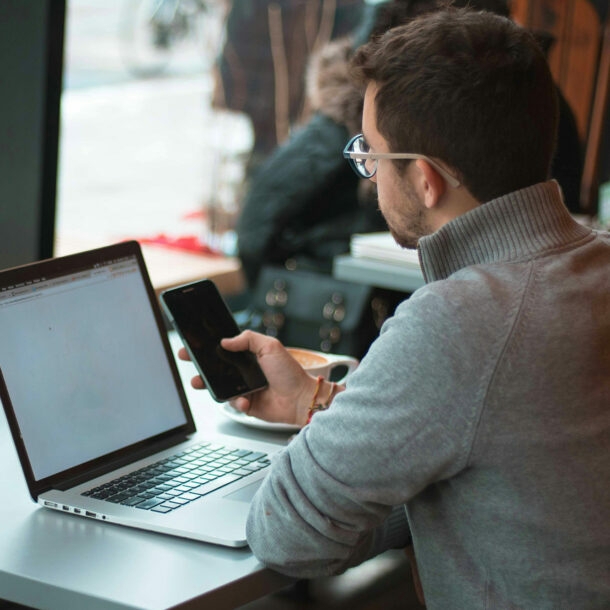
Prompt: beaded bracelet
<box><xmin>306</xmin><ymin>375</ymin><xmax>337</xmax><ymax>425</ymax></box>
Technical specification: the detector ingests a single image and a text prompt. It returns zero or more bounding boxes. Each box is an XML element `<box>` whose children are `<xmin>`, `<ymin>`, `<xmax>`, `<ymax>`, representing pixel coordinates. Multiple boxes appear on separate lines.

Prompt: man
<box><xmin>183</xmin><ymin>7</ymin><xmax>610</xmax><ymax>608</ymax></box>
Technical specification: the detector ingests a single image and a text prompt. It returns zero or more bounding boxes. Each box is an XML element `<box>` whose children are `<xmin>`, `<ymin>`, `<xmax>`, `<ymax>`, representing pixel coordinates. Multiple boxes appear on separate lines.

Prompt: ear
<box><xmin>414</xmin><ymin>159</ymin><xmax>447</xmax><ymax>210</ymax></box>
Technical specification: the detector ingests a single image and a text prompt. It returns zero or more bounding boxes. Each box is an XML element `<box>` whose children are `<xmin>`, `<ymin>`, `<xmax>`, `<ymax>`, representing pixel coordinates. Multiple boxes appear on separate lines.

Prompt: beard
<box><xmin>381</xmin><ymin>180</ymin><xmax>431</xmax><ymax>250</ymax></box>
<box><xmin>387</xmin><ymin>207</ymin><xmax>427</xmax><ymax>249</ymax></box>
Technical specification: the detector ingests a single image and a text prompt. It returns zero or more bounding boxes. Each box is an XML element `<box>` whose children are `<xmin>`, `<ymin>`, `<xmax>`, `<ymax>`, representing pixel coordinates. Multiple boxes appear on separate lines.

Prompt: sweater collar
<box><xmin>417</xmin><ymin>181</ymin><xmax>592</xmax><ymax>283</ymax></box>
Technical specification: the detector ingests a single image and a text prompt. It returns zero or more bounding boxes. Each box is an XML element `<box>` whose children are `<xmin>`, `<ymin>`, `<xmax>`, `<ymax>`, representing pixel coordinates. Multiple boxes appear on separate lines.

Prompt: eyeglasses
<box><xmin>343</xmin><ymin>134</ymin><xmax>460</xmax><ymax>188</ymax></box>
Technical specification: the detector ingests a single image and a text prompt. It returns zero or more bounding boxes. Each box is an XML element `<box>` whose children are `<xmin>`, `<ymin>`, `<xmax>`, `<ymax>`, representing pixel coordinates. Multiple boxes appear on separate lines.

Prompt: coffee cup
<box><xmin>286</xmin><ymin>347</ymin><xmax>358</xmax><ymax>383</ymax></box>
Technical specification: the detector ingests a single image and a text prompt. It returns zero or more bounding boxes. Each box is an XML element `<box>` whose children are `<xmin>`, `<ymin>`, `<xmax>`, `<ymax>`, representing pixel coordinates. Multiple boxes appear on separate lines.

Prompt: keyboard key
<box><xmin>160</xmin><ymin>501</ymin><xmax>180</xmax><ymax>510</ymax></box>
<box><xmin>233</xmin><ymin>468</ymin><xmax>254</xmax><ymax>476</ymax></box>
<box><xmin>169</xmin><ymin>497</ymin><xmax>190</xmax><ymax>505</ymax></box>
<box><xmin>190</xmin><ymin>473</ymin><xmax>242</xmax><ymax>496</ymax></box>
<box><xmin>106</xmin><ymin>492</ymin><xmax>132</xmax><ymax>503</ymax></box>
<box><xmin>164</xmin><ymin>489</ymin><xmax>182</xmax><ymax>497</ymax></box>
<box><xmin>241</xmin><ymin>451</ymin><xmax>267</xmax><ymax>462</ymax></box>
<box><xmin>135</xmin><ymin>498</ymin><xmax>165</xmax><ymax>510</ymax></box>
<box><xmin>122</xmin><ymin>496</ymin><xmax>146</xmax><ymax>506</ymax></box>
<box><xmin>230</xmin><ymin>449</ymin><xmax>253</xmax><ymax>458</ymax></box>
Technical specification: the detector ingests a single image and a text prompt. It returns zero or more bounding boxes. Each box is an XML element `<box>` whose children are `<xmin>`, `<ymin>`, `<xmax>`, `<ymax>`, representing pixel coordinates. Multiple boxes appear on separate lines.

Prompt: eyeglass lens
<box><xmin>352</xmin><ymin>136</ymin><xmax>376</xmax><ymax>178</ymax></box>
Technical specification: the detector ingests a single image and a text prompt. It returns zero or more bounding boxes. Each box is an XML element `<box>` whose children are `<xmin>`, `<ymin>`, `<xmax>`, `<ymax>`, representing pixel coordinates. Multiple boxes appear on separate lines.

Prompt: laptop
<box><xmin>0</xmin><ymin>241</ymin><xmax>280</xmax><ymax>547</ymax></box>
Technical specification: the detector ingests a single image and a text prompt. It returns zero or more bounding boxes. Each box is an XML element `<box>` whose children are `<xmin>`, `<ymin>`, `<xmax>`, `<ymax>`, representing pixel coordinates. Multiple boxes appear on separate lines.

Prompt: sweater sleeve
<box><xmin>246</xmin><ymin>281</ymin><xmax>506</xmax><ymax>577</ymax></box>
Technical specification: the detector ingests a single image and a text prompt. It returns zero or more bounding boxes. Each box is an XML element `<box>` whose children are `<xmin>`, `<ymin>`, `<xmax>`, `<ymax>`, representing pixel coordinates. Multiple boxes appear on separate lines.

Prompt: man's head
<box><xmin>351</xmin><ymin>7</ymin><xmax>558</xmax><ymax>205</ymax></box>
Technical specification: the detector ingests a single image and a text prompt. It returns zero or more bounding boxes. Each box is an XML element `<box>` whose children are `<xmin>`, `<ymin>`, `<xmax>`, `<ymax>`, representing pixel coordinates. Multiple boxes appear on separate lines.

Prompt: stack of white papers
<box><xmin>350</xmin><ymin>232</ymin><xmax>420</xmax><ymax>268</ymax></box>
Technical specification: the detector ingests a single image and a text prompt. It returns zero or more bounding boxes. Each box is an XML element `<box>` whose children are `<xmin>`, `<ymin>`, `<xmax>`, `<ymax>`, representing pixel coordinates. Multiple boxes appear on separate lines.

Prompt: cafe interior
<box><xmin>0</xmin><ymin>0</ymin><xmax>608</xmax><ymax>608</ymax></box>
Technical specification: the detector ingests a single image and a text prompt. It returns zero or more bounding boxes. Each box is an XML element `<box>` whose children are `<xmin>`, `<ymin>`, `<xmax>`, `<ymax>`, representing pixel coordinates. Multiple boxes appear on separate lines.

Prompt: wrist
<box><xmin>301</xmin><ymin>376</ymin><xmax>342</xmax><ymax>426</ymax></box>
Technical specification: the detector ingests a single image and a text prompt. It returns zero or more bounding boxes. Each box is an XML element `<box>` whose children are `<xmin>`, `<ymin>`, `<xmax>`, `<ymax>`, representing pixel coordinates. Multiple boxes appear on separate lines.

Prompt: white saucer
<box><xmin>220</xmin><ymin>402</ymin><xmax>300</xmax><ymax>432</ymax></box>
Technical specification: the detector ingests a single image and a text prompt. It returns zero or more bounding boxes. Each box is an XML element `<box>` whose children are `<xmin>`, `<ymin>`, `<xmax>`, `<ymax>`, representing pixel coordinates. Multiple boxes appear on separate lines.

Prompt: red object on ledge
<box><xmin>133</xmin><ymin>234</ymin><xmax>221</xmax><ymax>256</ymax></box>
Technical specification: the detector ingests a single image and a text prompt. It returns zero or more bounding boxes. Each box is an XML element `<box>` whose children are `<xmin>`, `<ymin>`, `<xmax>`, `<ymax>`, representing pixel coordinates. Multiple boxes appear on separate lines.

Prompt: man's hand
<box><xmin>178</xmin><ymin>330</ymin><xmax>320</xmax><ymax>427</ymax></box>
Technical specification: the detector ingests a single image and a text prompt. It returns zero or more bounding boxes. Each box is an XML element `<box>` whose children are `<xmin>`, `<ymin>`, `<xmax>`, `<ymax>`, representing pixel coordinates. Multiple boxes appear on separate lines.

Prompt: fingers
<box><xmin>179</xmin><ymin>348</ymin><xmax>204</xmax><ymax>388</ymax></box>
<box><xmin>190</xmin><ymin>375</ymin><xmax>205</xmax><ymax>390</ymax></box>
<box><xmin>230</xmin><ymin>395</ymin><xmax>252</xmax><ymax>414</ymax></box>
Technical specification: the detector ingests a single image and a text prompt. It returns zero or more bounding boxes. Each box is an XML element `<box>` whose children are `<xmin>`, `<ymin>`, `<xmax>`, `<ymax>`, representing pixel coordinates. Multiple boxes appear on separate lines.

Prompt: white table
<box><xmin>0</xmin><ymin>333</ymin><xmax>293</xmax><ymax>610</ymax></box>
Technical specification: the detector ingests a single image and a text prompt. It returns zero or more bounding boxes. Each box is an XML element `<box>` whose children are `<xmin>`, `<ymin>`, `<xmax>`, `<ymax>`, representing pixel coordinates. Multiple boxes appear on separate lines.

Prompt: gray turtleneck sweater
<box><xmin>246</xmin><ymin>181</ymin><xmax>610</xmax><ymax>609</ymax></box>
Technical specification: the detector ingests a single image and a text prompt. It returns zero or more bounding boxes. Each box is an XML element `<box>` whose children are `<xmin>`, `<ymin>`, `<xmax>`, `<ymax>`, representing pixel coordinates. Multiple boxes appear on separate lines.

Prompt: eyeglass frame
<box><xmin>343</xmin><ymin>134</ymin><xmax>461</xmax><ymax>188</ymax></box>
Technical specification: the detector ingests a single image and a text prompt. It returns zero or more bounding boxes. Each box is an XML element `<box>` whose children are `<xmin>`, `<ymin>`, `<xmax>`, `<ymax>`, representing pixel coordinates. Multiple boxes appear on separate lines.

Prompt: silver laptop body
<box><xmin>0</xmin><ymin>241</ymin><xmax>278</xmax><ymax>547</ymax></box>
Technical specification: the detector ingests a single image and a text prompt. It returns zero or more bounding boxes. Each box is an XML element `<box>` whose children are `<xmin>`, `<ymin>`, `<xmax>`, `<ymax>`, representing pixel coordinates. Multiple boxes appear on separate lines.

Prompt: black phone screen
<box><xmin>161</xmin><ymin>280</ymin><xmax>267</xmax><ymax>402</ymax></box>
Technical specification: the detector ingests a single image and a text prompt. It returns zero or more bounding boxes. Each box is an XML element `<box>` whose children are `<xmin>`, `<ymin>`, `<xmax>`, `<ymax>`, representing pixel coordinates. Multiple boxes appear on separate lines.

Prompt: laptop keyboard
<box><xmin>82</xmin><ymin>441</ymin><xmax>270</xmax><ymax>514</ymax></box>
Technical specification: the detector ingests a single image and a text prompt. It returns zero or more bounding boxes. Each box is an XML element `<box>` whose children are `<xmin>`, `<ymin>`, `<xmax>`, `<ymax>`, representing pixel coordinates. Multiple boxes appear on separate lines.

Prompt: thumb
<box><xmin>221</xmin><ymin>333</ymin><xmax>249</xmax><ymax>352</ymax></box>
<box><xmin>221</xmin><ymin>330</ymin><xmax>267</xmax><ymax>353</ymax></box>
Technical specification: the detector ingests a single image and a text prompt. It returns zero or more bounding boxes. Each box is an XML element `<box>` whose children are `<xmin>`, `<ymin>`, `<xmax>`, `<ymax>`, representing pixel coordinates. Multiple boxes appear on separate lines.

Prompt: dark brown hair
<box><xmin>351</xmin><ymin>7</ymin><xmax>558</xmax><ymax>202</ymax></box>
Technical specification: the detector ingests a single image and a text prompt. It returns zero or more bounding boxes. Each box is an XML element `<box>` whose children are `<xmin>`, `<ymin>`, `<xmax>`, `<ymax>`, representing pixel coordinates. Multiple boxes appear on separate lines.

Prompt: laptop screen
<box><xmin>0</xmin><ymin>246</ymin><xmax>190</xmax><ymax>482</ymax></box>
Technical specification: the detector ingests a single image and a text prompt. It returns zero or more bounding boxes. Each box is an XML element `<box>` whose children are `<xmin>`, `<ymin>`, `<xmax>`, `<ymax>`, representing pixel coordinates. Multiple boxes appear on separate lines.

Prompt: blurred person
<box><xmin>212</xmin><ymin>0</ymin><xmax>364</xmax><ymax>176</ymax></box>
<box><xmin>182</xmin><ymin>6</ymin><xmax>610</xmax><ymax>607</ymax></box>
<box><xmin>235</xmin><ymin>0</ymin><xmax>584</xmax><ymax>289</ymax></box>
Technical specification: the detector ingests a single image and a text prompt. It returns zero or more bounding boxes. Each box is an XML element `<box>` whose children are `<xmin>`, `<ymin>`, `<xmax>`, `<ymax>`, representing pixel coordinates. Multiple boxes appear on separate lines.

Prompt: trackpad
<box><xmin>224</xmin><ymin>481</ymin><xmax>261</xmax><ymax>503</ymax></box>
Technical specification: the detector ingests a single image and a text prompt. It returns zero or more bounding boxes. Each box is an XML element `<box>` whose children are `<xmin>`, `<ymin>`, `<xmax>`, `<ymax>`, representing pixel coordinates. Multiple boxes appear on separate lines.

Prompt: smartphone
<box><xmin>160</xmin><ymin>279</ymin><xmax>267</xmax><ymax>402</ymax></box>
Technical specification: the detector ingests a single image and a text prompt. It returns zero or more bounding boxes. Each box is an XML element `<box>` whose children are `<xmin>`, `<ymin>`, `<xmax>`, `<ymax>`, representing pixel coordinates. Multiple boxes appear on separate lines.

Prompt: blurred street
<box><xmin>55</xmin><ymin>0</ymin><xmax>252</xmax><ymax>255</ymax></box>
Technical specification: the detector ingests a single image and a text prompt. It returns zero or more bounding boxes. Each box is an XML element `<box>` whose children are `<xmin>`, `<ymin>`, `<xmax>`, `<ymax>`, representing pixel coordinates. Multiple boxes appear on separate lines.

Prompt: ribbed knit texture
<box><xmin>418</xmin><ymin>181</ymin><xmax>592</xmax><ymax>282</ymax></box>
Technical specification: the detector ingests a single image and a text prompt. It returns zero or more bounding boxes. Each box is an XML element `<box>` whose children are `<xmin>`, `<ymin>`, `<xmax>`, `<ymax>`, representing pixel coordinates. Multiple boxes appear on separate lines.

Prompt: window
<box><xmin>55</xmin><ymin>0</ymin><xmax>251</xmax><ymax>258</ymax></box>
